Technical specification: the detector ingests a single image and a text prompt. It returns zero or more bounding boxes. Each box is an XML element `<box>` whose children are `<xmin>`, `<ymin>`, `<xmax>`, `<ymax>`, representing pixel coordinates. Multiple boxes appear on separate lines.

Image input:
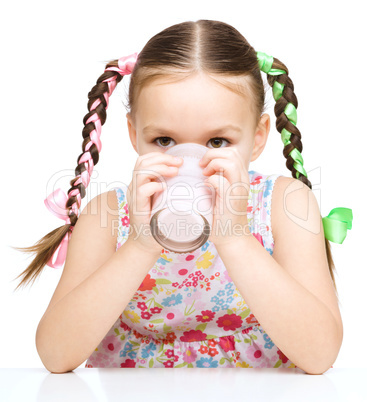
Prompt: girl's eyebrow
<box><xmin>142</xmin><ymin>124</ymin><xmax>242</xmax><ymax>136</ymax></box>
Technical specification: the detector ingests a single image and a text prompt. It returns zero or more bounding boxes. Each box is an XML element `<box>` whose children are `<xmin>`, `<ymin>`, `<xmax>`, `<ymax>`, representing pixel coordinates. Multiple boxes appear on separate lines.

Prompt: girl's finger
<box><xmin>199</xmin><ymin>148</ymin><xmax>247</xmax><ymax>173</ymax></box>
<box><xmin>130</xmin><ymin>181</ymin><xmax>167</xmax><ymax>222</ymax></box>
<box><xmin>202</xmin><ymin>158</ymin><xmax>242</xmax><ymax>186</ymax></box>
<box><xmin>204</xmin><ymin>174</ymin><xmax>230</xmax><ymax>211</ymax></box>
<box><xmin>137</xmin><ymin>152</ymin><xmax>183</xmax><ymax>169</ymax></box>
<box><xmin>133</xmin><ymin>164</ymin><xmax>180</xmax><ymax>188</ymax></box>
<box><xmin>205</xmin><ymin>174</ymin><xmax>248</xmax><ymax>217</ymax></box>
<box><xmin>137</xmin><ymin>180</ymin><xmax>167</xmax><ymax>199</ymax></box>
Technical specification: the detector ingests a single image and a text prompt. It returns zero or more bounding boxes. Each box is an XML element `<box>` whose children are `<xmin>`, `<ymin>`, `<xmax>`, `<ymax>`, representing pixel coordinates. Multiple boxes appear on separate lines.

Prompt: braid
<box><xmin>257</xmin><ymin>51</ymin><xmax>339</xmax><ymax>300</ymax></box>
<box><xmin>11</xmin><ymin>53</ymin><xmax>138</xmax><ymax>291</ymax></box>
<box><xmin>257</xmin><ymin>52</ymin><xmax>312</xmax><ymax>190</ymax></box>
<box><xmin>270</xmin><ymin>72</ymin><xmax>312</xmax><ymax>189</ymax></box>
<box><xmin>66</xmin><ymin>66</ymin><xmax>124</xmax><ymax>228</ymax></box>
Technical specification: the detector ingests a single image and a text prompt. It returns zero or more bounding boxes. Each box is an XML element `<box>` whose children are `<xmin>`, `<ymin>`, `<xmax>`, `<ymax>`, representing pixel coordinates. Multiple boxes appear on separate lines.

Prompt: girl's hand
<box><xmin>125</xmin><ymin>152</ymin><xmax>183</xmax><ymax>255</ymax></box>
<box><xmin>199</xmin><ymin>147</ymin><xmax>250</xmax><ymax>248</ymax></box>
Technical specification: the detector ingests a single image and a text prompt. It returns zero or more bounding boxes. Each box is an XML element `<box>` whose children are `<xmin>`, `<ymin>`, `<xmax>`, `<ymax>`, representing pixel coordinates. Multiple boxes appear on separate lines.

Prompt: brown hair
<box><xmin>11</xmin><ymin>19</ymin><xmax>338</xmax><ymax>301</ymax></box>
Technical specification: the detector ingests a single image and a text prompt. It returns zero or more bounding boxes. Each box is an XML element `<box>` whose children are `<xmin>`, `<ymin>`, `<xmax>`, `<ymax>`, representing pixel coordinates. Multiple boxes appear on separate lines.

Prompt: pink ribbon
<box><xmin>44</xmin><ymin>188</ymin><xmax>73</xmax><ymax>269</ymax></box>
<box><xmin>105</xmin><ymin>52</ymin><xmax>139</xmax><ymax>76</ymax></box>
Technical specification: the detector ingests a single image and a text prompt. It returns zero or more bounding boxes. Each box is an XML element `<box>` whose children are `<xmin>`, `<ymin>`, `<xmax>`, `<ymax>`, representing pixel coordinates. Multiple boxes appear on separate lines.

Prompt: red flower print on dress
<box><xmin>119</xmin><ymin>320</ymin><xmax>131</xmax><ymax>332</ymax></box>
<box><xmin>163</xmin><ymin>360</ymin><xmax>174</xmax><ymax>368</ymax></box>
<box><xmin>138</xmin><ymin>274</ymin><xmax>156</xmax><ymax>291</ymax></box>
<box><xmin>121</xmin><ymin>215</ymin><xmax>129</xmax><ymax>227</ymax></box>
<box><xmin>137</xmin><ymin>302</ymin><xmax>148</xmax><ymax>311</ymax></box>
<box><xmin>218</xmin><ymin>335</ymin><xmax>236</xmax><ymax>352</ymax></box>
<box><xmin>196</xmin><ymin>310</ymin><xmax>215</xmax><ymax>323</ymax></box>
<box><xmin>121</xmin><ymin>359</ymin><xmax>136</xmax><ymax>368</ymax></box>
<box><xmin>241</xmin><ymin>326</ymin><xmax>254</xmax><ymax>335</ymax></box>
<box><xmin>216</xmin><ymin>314</ymin><xmax>243</xmax><ymax>331</ymax></box>
<box><xmin>245</xmin><ymin>314</ymin><xmax>260</xmax><ymax>326</ymax></box>
<box><xmin>277</xmin><ymin>349</ymin><xmax>289</xmax><ymax>364</ymax></box>
<box><xmin>198</xmin><ymin>345</ymin><xmax>209</xmax><ymax>354</ymax></box>
<box><xmin>165</xmin><ymin>349</ymin><xmax>174</xmax><ymax>358</ymax></box>
<box><xmin>180</xmin><ymin>329</ymin><xmax>207</xmax><ymax>342</ymax></box>
<box><xmin>133</xmin><ymin>329</ymin><xmax>144</xmax><ymax>340</ymax></box>
<box><xmin>150</xmin><ymin>306</ymin><xmax>163</xmax><ymax>315</ymax></box>
<box><xmin>141</xmin><ymin>311</ymin><xmax>153</xmax><ymax>320</ymax></box>
<box><xmin>251</xmin><ymin>175</ymin><xmax>262</xmax><ymax>185</ymax></box>
<box><xmin>208</xmin><ymin>347</ymin><xmax>219</xmax><ymax>357</ymax></box>
<box><xmin>165</xmin><ymin>332</ymin><xmax>177</xmax><ymax>344</ymax></box>
<box><xmin>252</xmin><ymin>232</ymin><xmax>264</xmax><ymax>246</ymax></box>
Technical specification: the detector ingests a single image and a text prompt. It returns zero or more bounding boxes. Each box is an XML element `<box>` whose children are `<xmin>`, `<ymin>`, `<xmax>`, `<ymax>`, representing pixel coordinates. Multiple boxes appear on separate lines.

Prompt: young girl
<box><xmin>13</xmin><ymin>19</ymin><xmax>352</xmax><ymax>373</ymax></box>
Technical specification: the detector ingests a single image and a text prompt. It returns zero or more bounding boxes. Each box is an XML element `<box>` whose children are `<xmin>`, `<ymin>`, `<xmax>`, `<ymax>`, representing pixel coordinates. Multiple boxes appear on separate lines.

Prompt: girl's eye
<box><xmin>154</xmin><ymin>137</ymin><xmax>173</xmax><ymax>147</ymax></box>
<box><xmin>208</xmin><ymin>137</ymin><xmax>230</xmax><ymax>148</ymax></box>
<box><xmin>153</xmin><ymin>136</ymin><xmax>231</xmax><ymax>148</ymax></box>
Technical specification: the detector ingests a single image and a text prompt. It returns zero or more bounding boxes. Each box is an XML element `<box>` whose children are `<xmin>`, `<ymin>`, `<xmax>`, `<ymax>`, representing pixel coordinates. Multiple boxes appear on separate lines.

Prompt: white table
<box><xmin>1</xmin><ymin>368</ymin><xmax>366</xmax><ymax>402</ymax></box>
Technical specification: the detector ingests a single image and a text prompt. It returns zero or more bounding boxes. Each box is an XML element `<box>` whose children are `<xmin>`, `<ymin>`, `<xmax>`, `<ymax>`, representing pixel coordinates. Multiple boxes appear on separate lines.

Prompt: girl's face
<box><xmin>126</xmin><ymin>71</ymin><xmax>270</xmax><ymax>170</ymax></box>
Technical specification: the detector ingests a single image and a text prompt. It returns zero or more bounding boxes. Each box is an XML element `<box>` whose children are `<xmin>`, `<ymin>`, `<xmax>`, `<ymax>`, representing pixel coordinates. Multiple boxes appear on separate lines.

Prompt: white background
<box><xmin>1</xmin><ymin>0</ymin><xmax>365</xmax><ymax>369</ymax></box>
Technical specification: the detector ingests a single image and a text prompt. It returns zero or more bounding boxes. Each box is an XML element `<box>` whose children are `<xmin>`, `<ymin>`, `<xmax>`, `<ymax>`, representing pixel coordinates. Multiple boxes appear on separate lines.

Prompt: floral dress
<box><xmin>85</xmin><ymin>170</ymin><xmax>298</xmax><ymax>369</ymax></box>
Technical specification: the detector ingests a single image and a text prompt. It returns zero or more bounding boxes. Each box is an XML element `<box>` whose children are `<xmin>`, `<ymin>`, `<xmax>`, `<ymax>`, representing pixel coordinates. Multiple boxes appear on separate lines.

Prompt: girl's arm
<box><xmin>215</xmin><ymin>178</ymin><xmax>343</xmax><ymax>375</ymax></box>
<box><xmin>35</xmin><ymin>192</ymin><xmax>160</xmax><ymax>374</ymax></box>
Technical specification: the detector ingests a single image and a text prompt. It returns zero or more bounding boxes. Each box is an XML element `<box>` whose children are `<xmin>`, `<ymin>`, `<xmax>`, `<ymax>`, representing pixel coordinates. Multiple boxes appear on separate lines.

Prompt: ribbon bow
<box><xmin>322</xmin><ymin>207</ymin><xmax>353</xmax><ymax>244</ymax></box>
<box><xmin>105</xmin><ymin>52</ymin><xmax>139</xmax><ymax>76</ymax></box>
<box><xmin>44</xmin><ymin>188</ymin><xmax>73</xmax><ymax>268</ymax></box>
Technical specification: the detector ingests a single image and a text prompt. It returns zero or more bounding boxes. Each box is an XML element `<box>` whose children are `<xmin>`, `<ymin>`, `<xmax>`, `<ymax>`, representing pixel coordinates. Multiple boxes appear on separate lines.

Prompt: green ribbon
<box><xmin>284</xmin><ymin>103</ymin><xmax>297</xmax><ymax>125</ymax></box>
<box><xmin>257</xmin><ymin>51</ymin><xmax>286</xmax><ymax>75</ymax></box>
<box><xmin>322</xmin><ymin>207</ymin><xmax>353</xmax><ymax>244</ymax></box>
<box><xmin>273</xmin><ymin>81</ymin><xmax>284</xmax><ymax>101</ymax></box>
<box><xmin>281</xmin><ymin>128</ymin><xmax>292</xmax><ymax>145</ymax></box>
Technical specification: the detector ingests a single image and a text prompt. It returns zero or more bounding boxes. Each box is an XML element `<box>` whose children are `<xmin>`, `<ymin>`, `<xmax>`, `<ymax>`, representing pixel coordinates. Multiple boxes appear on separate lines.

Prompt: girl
<box><xmin>13</xmin><ymin>19</ymin><xmax>352</xmax><ymax>373</ymax></box>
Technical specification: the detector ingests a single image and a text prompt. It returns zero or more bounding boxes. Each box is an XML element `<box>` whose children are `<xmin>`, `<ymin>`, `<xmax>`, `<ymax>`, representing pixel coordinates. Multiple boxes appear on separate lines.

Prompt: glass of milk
<box><xmin>150</xmin><ymin>143</ymin><xmax>215</xmax><ymax>253</ymax></box>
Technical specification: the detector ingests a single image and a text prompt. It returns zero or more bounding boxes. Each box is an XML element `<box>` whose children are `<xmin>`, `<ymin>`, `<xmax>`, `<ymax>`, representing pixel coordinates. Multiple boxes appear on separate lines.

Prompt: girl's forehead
<box><xmin>136</xmin><ymin>73</ymin><xmax>254</xmax><ymax>126</ymax></box>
